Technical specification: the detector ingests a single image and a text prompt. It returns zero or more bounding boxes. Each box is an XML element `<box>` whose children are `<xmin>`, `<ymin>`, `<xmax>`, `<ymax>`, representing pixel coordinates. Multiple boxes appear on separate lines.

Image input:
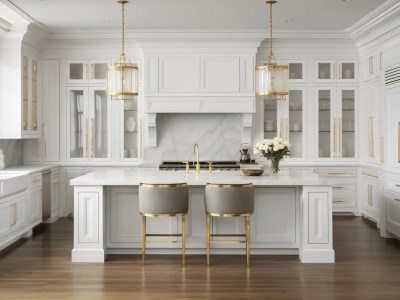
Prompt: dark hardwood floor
<box><xmin>1</xmin><ymin>216</ymin><xmax>400</xmax><ymax>299</ymax></box>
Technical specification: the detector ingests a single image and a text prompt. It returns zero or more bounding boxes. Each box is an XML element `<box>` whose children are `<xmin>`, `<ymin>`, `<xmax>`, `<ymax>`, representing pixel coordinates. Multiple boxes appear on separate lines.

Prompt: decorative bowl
<box><xmin>242</xmin><ymin>169</ymin><xmax>264</xmax><ymax>176</ymax></box>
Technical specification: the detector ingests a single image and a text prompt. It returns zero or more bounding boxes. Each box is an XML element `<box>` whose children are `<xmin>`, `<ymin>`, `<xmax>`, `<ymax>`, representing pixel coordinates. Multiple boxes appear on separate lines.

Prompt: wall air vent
<box><xmin>385</xmin><ymin>66</ymin><xmax>400</xmax><ymax>86</ymax></box>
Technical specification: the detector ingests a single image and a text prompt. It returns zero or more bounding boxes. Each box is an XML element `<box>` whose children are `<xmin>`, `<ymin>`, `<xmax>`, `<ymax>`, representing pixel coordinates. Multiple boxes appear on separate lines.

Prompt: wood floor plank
<box><xmin>0</xmin><ymin>216</ymin><xmax>400</xmax><ymax>299</ymax></box>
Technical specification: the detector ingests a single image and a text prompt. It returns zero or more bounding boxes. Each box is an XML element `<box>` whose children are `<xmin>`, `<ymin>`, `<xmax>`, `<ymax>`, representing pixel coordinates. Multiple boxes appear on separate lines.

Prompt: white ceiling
<box><xmin>7</xmin><ymin>0</ymin><xmax>387</xmax><ymax>31</ymax></box>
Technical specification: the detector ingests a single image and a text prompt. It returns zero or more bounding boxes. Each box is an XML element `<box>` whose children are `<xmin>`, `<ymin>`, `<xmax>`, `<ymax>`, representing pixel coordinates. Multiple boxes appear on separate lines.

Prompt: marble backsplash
<box><xmin>144</xmin><ymin>114</ymin><xmax>243</xmax><ymax>162</ymax></box>
<box><xmin>0</xmin><ymin>139</ymin><xmax>23</xmax><ymax>168</ymax></box>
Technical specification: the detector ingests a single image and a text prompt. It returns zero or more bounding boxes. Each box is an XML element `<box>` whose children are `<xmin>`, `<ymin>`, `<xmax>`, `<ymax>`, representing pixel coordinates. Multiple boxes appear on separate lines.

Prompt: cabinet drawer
<box><xmin>386</xmin><ymin>191</ymin><xmax>400</xmax><ymax>236</ymax></box>
<box><xmin>30</xmin><ymin>174</ymin><xmax>42</xmax><ymax>187</ymax></box>
<box><xmin>332</xmin><ymin>197</ymin><xmax>355</xmax><ymax>206</ymax></box>
<box><xmin>332</xmin><ymin>184</ymin><xmax>355</xmax><ymax>196</ymax></box>
<box><xmin>361</xmin><ymin>170</ymin><xmax>380</xmax><ymax>181</ymax></box>
<box><xmin>386</xmin><ymin>173</ymin><xmax>400</xmax><ymax>193</ymax></box>
<box><xmin>314</xmin><ymin>169</ymin><xmax>356</xmax><ymax>178</ymax></box>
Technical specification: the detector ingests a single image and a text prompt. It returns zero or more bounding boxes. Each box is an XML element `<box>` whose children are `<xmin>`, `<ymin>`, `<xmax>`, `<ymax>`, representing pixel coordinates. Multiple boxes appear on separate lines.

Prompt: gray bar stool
<box><xmin>205</xmin><ymin>183</ymin><xmax>254</xmax><ymax>266</ymax></box>
<box><xmin>139</xmin><ymin>183</ymin><xmax>189</xmax><ymax>265</ymax></box>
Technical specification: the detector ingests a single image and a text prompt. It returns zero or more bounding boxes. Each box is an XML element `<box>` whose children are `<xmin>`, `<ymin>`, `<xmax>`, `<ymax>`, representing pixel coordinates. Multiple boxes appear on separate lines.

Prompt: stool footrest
<box><xmin>210</xmin><ymin>234</ymin><xmax>246</xmax><ymax>237</ymax></box>
<box><xmin>146</xmin><ymin>240</ymin><xmax>180</xmax><ymax>244</ymax></box>
<box><xmin>146</xmin><ymin>234</ymin><xmax>182</xmax><ymax>237</ymax></box>
<box><xmin>210</xmin><ymin>240</ymin><xmax>247</xmax><ymax>244</ymax></box>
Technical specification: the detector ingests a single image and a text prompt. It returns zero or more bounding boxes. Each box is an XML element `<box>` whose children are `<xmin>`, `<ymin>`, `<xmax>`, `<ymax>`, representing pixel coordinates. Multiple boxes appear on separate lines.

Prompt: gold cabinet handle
<box><xmin>338</xmin><ymin>118</ymin><xmax>342</xmax><ymax>158</ymax></box>
<box><xmin>368</xmin><ymin>117</ymin><xmax>375</xmax><ymax>158</ymax></box>
<box><xmin>333</xmin><ymin>199</ymin><xmax>346</xmax><ymax>203</ymax></box>
<box><xmin>380</xmin><ymin>137</ymin><xmax>384</xmax><ymax>163</ymax></box>
<box><xmin>333</xmin><ymin>186</ymin><xmax>345</xmax><ymax>189</ymax></box>
<box><xmin>394</xmin><ymin>198</ymin><xmax>400</xmax><ymax>203</ymax></box>
<box><xmin>332</xmin><ymin>119</ymin><xmax>336</xmax><ymax>158</ymax></box>
<box><xmin>368</xmin><ymin>184</ymin><xmax>373</xmax><ymax>206</ymax></box>
<box><xmin>339</xmin><ymin>63</ymin><xmax>342</xmax><ymax>79</ymax></box>
<box><xmin>10</xmin><ymin>203</ymin><xmax>17</xmax><ymax>226</ymax></box>
<box><xmin>362</xmin><ymin>172</ymin><xmax>378</xmax><ymax>179</ymax></box>
<box><xmin>139</xmin><ymin>118</ymin><xmax>143</xmax><ymax>158</ymax></box>
<box><xmin>91</xmin><ymin>118</ymin><xmax>94</xmax><ymax>158</ymax></box>
<box><xmin>85</xmin><ymin>118</ymin><xmax>89</xmax><ymax>158</ymax></box>
<box><xmin>395</xmin><ymin>184</ymin><xmax>400</xmax><ymax>188</ymax></box>
<box><xmin>333</xmin><ymin>63</ymin><xmax>336</xmax><ymax>80</ymax></box>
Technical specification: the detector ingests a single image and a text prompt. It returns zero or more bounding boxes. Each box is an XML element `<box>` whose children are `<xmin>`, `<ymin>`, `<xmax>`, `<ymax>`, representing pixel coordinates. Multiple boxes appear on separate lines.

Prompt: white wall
<box><xmin>144</xmin><ymin>113</ymin><xmax>243</xmax><ymax>162</ymax></box>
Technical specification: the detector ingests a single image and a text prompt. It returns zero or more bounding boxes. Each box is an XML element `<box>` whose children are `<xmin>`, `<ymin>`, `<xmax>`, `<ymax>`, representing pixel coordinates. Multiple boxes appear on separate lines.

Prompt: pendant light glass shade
<box><xmin>256</xmin><ymin>64</ymin><xmax>288</xmax><ymax>100</ymax></box>
<box><xmin>107</xmin><ymin>0</ymin><xmax>139</xmax><ymax>100</ymax></box>
<box><xmin>255</xmin><ymin>0</ymin><xmax>288</xmax><ymax>101</ymax></box>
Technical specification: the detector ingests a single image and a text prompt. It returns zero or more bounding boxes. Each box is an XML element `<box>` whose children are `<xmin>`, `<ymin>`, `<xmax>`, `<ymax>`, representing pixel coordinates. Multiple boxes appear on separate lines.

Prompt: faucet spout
<box><xmin>194</xmin><ymin>143</ymin><xmax>200</xmax><ymax>173</ymax></box>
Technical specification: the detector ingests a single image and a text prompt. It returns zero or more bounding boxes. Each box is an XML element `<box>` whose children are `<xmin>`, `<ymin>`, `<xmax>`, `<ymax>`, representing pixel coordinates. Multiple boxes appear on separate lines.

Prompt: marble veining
<box><xmin>144</xmin><ymin>113</ymin><xmax>242</xmax><ymax>162</ymax></box>
<box><xmin>0</xmin><ymin>139</ymin><xmax>23</xmax><ymax>168</ymax></box>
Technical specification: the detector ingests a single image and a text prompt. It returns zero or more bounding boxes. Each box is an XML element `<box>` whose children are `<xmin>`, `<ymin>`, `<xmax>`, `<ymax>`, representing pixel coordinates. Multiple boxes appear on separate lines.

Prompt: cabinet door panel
<box><xmin>29</xmin><ymin>187</ymin><xmax>42</xmax><ymax>225</ymax></box>
<box><xmin>316</xmin><ymin>89</ymin><xmax>335</xmax><ymax>159</ymax></box>
<box><xmin>90</xmin><ymin>88</ymin><xmax>109</xmax><ymax>159</ymax></box>
<box><xmin>0</xmin><ymin>201</ymin><xmax>12</xmax><ymax>237</ymax></box>
<box><xmin>159</xmin><ymin>57</ymin><xmax>201</xmax><ymax>92</ymax></box>
<box><xmin>339</xmin><ymin>89</ymin><xmax>356</xmax><ymax>159</ymax></box>
<box><xmin>77</xmin><ymin>191</ymin><xmax>99</xmax><ymax>243</ymax></box>
<box><xmin>201</xmin><ymin>57</ymin><xmax>239</xmax><ymax>92</ymax></box>
<box><xmin>386</xmin><ymin>88</ymin><xmax>400</xmax><ymax>168</ymax></box>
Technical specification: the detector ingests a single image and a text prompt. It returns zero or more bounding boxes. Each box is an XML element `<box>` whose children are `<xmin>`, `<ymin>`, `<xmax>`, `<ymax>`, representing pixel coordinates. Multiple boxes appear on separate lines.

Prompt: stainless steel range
<box><xmin>159</xmin><ymin>161</ymin><xmax>240</xmax><ymax>171</ymax></box>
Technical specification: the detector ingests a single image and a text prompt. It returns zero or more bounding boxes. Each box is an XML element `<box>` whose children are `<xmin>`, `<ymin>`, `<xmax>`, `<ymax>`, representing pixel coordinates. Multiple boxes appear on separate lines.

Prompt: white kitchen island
<box><xmin>70</xmin><ymin>169</ymin><xmax>335</xmax><ymax>263</ymax></box>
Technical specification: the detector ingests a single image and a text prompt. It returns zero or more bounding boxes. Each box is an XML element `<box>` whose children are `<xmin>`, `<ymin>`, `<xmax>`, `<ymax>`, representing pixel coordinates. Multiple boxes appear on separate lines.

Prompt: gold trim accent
<box><xmin>333</xmin><ymin>186</ymin><xmax>345</xmax><ymax>189</ymax></box>
<box><xmin>256</xmin><ymin>64</ymin><xmax>288</xmax><ymax>70</ymax></box>
<box><xmin>333</xmin><ymin>200</ymin><xmax>346</xmax><ymax>203</ymax></box>
<box><xmin>140</xmin><ymin>212</ymin><xmax>187</xmax><ymax>217</ymax></box>
<box><xmin>362</xmin><ymin>172</ymin><xmax>378</xmax><ymax>179</ymax></box>
<box><xmin>208</xmin><ymin>212</ymin><xmax>253</xmax><ymax>217</ymax></box>
<box><xmin>194</xmin><ymin>143</ymin><xmax>200</xmax><ymax>174</ymax></box>
<box><xmin>256</xmin><ymin>91</ymin><xmax>289</xmax><ymax>96</ymax></box>
<box><xmin>107</xmin><ymin>65</ymin><xmax>138</xmax><ymax>71</ymax></box>
<box><xmin>139</xmin><ymin>183</ymin><xmax>187</xmax><ymax>188</ymax></box>
<box><xmin>333</xmin><ymin>119</ymin><xmax>336</xmax><ymax>158</ymax></box>
<box><xmin>206</xmin><ymin>183</ymin><xmax>253</xmax><ymax>188</ymax></box>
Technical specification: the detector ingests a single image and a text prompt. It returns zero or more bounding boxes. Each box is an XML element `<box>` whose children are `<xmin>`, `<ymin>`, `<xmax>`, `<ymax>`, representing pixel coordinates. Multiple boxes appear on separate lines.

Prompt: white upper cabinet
<box><xmin>66</xmin><ymin>60</ymin><xmax>109</xmax><ymax>84</ymax></box>
<box><xmin>315</xmin><ymin>60</ymin><xmax>358</xmax><ymax>83</ymax></box>
<box><xmin>287</xmin><ymin>60</ymin><xmax>307</xmax><ymax>84</ymax></box>
<box><xmin>262</xmin><ymin>88</ymin><xmax>307</xmax><ymax>161</ymax></box>
<box><xmin>361</xmin><ymin>51</ymin><xmax>383</xmax><ymax>82</ymax></box>
<box><xmin>66</xmin><ymin>87</ymin><xmax>110</xmax><ymax>161</ymax></box>
<box><xmin>147</xmin><ymin>55</ymin><xmax>254</xmax><ymax>94</ymax></box>
<box><xmin>385</xmin><ymin>86</ymin><xmax>400</xmax><ymax>169</ymax></box>
<box><xmin>315</xmin><ymin>87</ymin><xmax>358</xmax><ymax>161</ymax></box>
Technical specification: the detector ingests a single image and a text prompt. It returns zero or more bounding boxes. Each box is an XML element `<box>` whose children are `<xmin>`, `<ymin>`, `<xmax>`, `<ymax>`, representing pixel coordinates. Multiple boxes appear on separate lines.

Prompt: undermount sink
<box><xmin>0</xmin><ymin>172</ymin><xmax>29</xmax><ymax>198</ymax></box>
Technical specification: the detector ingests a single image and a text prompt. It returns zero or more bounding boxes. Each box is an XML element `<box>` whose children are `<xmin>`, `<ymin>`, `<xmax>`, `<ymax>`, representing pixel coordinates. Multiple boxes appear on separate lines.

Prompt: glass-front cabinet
<box><xmin>262</xmin><ymin>88</ymin><xmax>306</xmax><ymax>161</ymax></box>
<box><xmin>316</xmin><ymin>87</ymin><xmax>357</xmax><ymax>160</ymax></box>
<box><xmin>67</xmin><ymin>87</ymin><xmax>110</xmax><ymax>161</ymax></box>
<box><xmin>315</xmin><ymin>60</ymin><xmax>358</xmax><ymax>83</ymax></box>
<box><xmin>119</xmin><ymin>99</ymin><xmax>141</xmax><ymax>160</ymax></box>
<box><xmin>22</xmin><ymin>55</ymin><xmax>40</xmax><ymax>136</ymax></box>
<box><xmin>66</xmin><ymin>60</ymin><xmax>109</xmax><ymax>84</ymax></box>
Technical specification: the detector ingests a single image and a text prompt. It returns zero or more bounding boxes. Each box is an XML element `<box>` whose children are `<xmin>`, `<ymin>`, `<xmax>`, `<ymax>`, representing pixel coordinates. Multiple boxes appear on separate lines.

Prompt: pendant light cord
<box><xmin>268</xmin><ymin>1</ymin><xmax>274</xmax><ymax>63</ymax></box>
<box><xmin>121</xmin><ymin>1</ymin><xmax>126</xmax><ymax>63</ymax></box>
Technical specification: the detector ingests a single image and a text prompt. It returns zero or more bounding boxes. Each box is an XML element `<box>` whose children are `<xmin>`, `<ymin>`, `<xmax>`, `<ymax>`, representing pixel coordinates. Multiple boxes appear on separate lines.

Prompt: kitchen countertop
<box><xmin>70</xmin><ymin>168</ymin><xmax>332</xmax><ymax>186</ymax></box>
<box><xmin>0</xmin><ymin>164</ymin><xmax>60</xmax><ymax>175</ymax></box>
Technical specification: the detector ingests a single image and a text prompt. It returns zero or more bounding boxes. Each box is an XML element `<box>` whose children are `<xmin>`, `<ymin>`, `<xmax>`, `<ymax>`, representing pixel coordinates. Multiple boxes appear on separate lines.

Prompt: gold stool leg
<box><xmin>245</xmin><ymin>215</ymin><xmax>250</xmax><ymax>266</ymax></box>
<box><xmin>206</xmin><ymin>214</ymin><xmax>211</xmax><ymax>266</ymax></box>
<box><xmin>182</xmin><ymin>215</ymin><xmax>186</xmax><ymax>266</ymax></box>
<box><xmin>141</xmin><ymin>215</ymin><xmax>146</xmax><ymax>265</ymax></box>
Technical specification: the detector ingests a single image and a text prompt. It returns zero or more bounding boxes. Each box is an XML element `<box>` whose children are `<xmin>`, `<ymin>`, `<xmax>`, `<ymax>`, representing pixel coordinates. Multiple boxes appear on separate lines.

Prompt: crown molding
<box><xmin>345</xmin><ymin>0</ymin><xmax>400</xmax><ymax>40</ymax></box>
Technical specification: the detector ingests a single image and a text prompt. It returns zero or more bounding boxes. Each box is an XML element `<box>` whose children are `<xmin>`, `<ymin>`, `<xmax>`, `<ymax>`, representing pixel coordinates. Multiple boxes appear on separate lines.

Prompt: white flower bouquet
<box><xmin>254</xmin><ymin>137</ymin><xmax>291</xmax><ymax>173</ymax></box>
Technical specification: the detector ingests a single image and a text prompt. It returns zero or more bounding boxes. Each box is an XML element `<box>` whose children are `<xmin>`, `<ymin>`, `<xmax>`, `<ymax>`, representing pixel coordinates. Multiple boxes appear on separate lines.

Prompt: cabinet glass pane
<box><xmin>288</xmin><ymin>90</ymin><xmax>303</xmax><ymax>158</ymax></box>
<box><xmin>123</xmin><ymin>100</ymin><xmax>138</xmax><ymax>159</ymax></box>
<box><xmin>318</xmin><ymin>63</ymin><xmax>331</xmax><ymax>80</ymax></box>
<box><xmin>318</xmin><ymin>90</ymin><xmax>331</xmax><ymax>158</ymax></box>
<box><xmin>289</xmin><ymin>63</ymin><xmax>302</xmax><ymax>80</ymax></box>
<box><xmin>264</xmin><ymin>101</ymin><xmax>278</xmax><ymax>140</ymax></box>
<box><xmin>69</xmin><ymin>90</ymin><xmax>85</xmax><ymax>158</ymax></box>
<box><xmin>92</xmin><ymin>63</ymin><xmax>107</xmax><ymax>80</ymax></box>
<box><xmin>69</xmin><ymin>63</ymin><xmax>85</xmax><ymax>80</ymax></box>
<box><xmin>341</xmin><ymin>90</ymin><xmax>355</xmax><ymax>158</ymax></box>
<box><xmin>93</xmin><ymin>90</ymin><xmax>108</xmax><ymax>158</ymax></box>
<box><xmin>31</xmin><ymin>60</ymin><xmax>38</xmax><ymax>131</ymax></box>
<box><xmin>22</xmin><ymin>56</ymin><xmax>28</xmax><ymax>131</ymax></box>
<box><xmin>341</xmin><ymin>63</ymin><xmax>355</xmax><ymax>80</ymax></box>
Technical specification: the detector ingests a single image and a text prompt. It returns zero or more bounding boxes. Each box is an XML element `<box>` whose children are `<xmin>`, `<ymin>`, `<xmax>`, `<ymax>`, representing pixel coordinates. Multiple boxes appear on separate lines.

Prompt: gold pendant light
<box><xmin>255</xmin><ymin>0</ymin><xmax>288</xmax><ymax>101</ymax></box>
<box><xmin>107</xmin><ymin>0</ymin><xmax>139</xmax><ymax>100</ymax></box>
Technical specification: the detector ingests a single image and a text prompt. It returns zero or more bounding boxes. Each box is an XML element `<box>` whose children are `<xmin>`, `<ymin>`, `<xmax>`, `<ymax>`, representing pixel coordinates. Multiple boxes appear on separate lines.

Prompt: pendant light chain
<box><xmin>268</xmin><ymin>1</ymin><xmax>273</xmax><ymax>63</ymax></box>
<box><xmin>121</xmin><ymin>1</ymin><xmax>126</xmax><ymax>63</ymax></box>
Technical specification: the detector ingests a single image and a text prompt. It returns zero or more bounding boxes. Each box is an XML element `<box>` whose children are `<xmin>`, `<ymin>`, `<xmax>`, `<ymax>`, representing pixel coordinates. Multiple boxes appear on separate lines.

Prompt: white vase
<box><xmin>126</xmin><ymin>117</ymin><xmax>136</xmax><ymax>132</ymax></box>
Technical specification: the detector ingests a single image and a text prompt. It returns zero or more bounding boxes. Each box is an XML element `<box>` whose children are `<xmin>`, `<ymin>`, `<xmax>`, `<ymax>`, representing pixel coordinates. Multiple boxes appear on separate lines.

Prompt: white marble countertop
<box><xmin>70</xmin><ymin>169</ymin><xmax>332</xmax><ymax>186</ymax></box>
<box><xmin>0</xmin><ymin>164</ymin><xmax>60</xmax><ymax>175</ymax></box>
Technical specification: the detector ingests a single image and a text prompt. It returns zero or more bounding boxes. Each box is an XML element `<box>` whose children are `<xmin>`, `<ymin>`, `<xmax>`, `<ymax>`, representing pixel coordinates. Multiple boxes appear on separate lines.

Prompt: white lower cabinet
<box><xmin>0</xmin><ymin>192</ymin><xmax>28</xmax><ymax>250</ymax></box>
<box><xmin>360</xmin><ymin>169</ymin><xmax>382</xmax><ymax>222</ymax></box>
<box><xmin>313</xmin><ymin>168</ymin><xmax>358</xmax><ymax>214</ymax></box>
<box><xmin>51</xmin><ymin>171</ymin><xmax>60</xmax><ymax>219</ymax></box>
<box><xmin>29</xmin><ymin>173</ymin><xmax>42</xmax><ymax>227</ymax></box>
<box><xmin>106</xmin><ymin>186</ymin><xmax>298</xmax><ymax>250</ymax></box>
<box><xmin>385</xmin><ymin>190</ymin><xmax>400</xmax><ymax>237</ymax></box>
